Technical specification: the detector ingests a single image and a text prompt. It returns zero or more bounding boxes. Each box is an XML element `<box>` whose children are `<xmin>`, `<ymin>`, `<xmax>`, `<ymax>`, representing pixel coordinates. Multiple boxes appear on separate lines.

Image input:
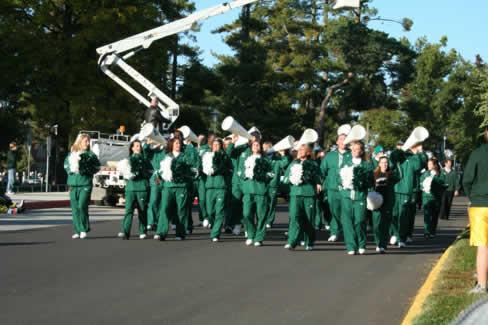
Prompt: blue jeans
<box><xmin>7</xmin><ymin>169</ymin><xmax>15</xmax><ymax>193</ymax></box>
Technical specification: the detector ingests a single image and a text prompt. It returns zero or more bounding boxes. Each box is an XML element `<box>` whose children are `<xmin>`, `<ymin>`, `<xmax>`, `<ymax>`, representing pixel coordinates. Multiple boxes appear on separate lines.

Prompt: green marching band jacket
<box><xmin>158</xmin><ymin>151</ymin><xmax>196</xmax><ymax>188</ymax></box>
<box><xmin>420</xmin><ymin>170</ymin><xmax>447</xmax><ymax>203</ymax></box>
<box><xmin>64</xmin><ymin>151</ymin><xmax>101</xmax><ymax>187</ymax></box>
<box><xmin>269</xmin><ymin>153</ymin><xmax>292</xmax><ymax>189</ymax></box>
<box><xmin>125</xmin><ymin>153</ymin><xmax>153</xmax><ymax>192</ymax></box>
<box><xmin>201</xmin><ymin>150</ymin><xmax>233</xmax><ymax>189</ymax></box>
<box><xmin>338</xmin><ymin>158</ymin><xmax>374</xmax><ymax>201</ymax></box>
<box><xmin>390</xmin><ymin>150</ymin><xmax>428</xmax><ymax>195</ymax></box>
<box><xmin>320</xmin><ymin>150</ymin><xmax>352</xmax><ymax>193</ymax></box>
<box><xmin>374</xmin><ymin>169</ymin><xmax>400</xmax><ymax>210</ymax></box>
<box><xmin>462</xmin><ymin>143</ymin><xmax>488</xmax><ymax>207</ymax></box>
<box><xmin>441</xmin><ymin>168</ymin><xmax>460</xmax><ymax>192</ymax></box>
<box><xmin>143</xmin><ymin>144</ymin><xmax>166</xmax><ymax>187</ymax></box>
<box><xmin>283</xmin><ymin>159</ymin><xmax>322</xmax><ymax>197</ymax></box>
<box><xmin>240</xmin><ymin>154</ymin><xmax>274</xmax><ymax>195</ymax></box>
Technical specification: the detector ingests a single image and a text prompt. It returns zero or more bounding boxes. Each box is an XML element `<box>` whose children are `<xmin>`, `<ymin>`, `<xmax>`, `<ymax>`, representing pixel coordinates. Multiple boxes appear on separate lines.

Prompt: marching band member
<box><xmin>117</xmin><ymin>140</ymin><xmax>152</xmax><ymax>239</ymax></box>
<box><xmin>439</xmin><ymin>158</ymin><xmax>460</xmax><ymax>220</ymax></box>
<box><xmin>199</xmin><ymin>133</ymin><xmax>215</xmax><ymax>228</ymax></box>
<box><xmin>227</xmin><ymin>131</ymin><xmax>262</xmax><ymax>235</ymax></box>
<box><xmin>201</xmin><ymin>138</ymin><xmax>233</xmax><ymax>242</ymax></box>
<box><xmin>154</xmin><ymin>137</ymin><xmax>195</xmax><ymax>241</ymax></box>
<box><xmin>283</xmin><ymin>144</ymin><xmax>322</xmax><ymax>251</ymax></box>
<box><xmin>176</xmin><ymin>129</ymin><xmax>200</xmax><ymax>233</ymax></box>
<box><xmin>143</xmin><ymin>140</ymin><xmax>166</xmax><ymax>230</ymax></box>
<box><xmin>420</xmin><ymin>158</ymin><xmax>447</xmax><ymax>238</ymax></box>
<box><xmin>263</xmin><ymin>142</ymin><xmax>291</xmax><ymax>229</ymax></box>
<box><xmin>372</xmin><ymin>156</ymin><xmax>398</xmax><ymax>253</ymax></box>
<box><xmin>320</xmin><ymin>124</ymin><xmax>352</xmax><ymax>242</ymax></box>
<box><xmin>339</xmin><ymin>140</ymin><xmax>374</xmax><ymax>255</ymax></box>
<box><xmin>371</xmin><ymin>145</ymin><xmax>384</xmax><ymax>169</ymax></box>
<box><xmin>64</xmin><ymin>134</ymin><xmax>101</xmax><ymax>239</ymax></box>
<box><xmin>391</xmin><ymin>142</ymin><xmax>427</xmax><ymax>247</ymax></box>
<box><xmin>240</xmin><ymin>140</ymin><xmax>273</xmax><ymax>246</ymax></box>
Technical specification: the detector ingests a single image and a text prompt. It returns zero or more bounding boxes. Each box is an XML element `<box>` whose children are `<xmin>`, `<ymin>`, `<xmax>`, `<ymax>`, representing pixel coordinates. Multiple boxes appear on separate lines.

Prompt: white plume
<box><xmin>367</xmin><ymin>191</ymin><xmax>384</xmax><ymax>211</ymax></box>
<box><xmin>289</xmin><ymin>163</ymin><xmax>304</xmax><ymax>186</ymax></box>
<box><xmin>117</xmin><ymin>159</ymin><xmax>134</xmax><ymax>180</ymax></box>
<box><xmin>160</xmin><ymin>156</ymin><xmax>174</xmax><ymax>182</ymax></box>
<box><xmin>69</xmin><ymin>152</ymin><xmax>81</xmax><ymax>173</ymax></box>
<box><xmin>340</xmin><ymin>166</ymin><xmax>354</xmax><ymax>190</ymax></box>
<box><xmin>202</xmin><ymin>152</ymin><xmax>215</xmax><ymax>176</ymax></box>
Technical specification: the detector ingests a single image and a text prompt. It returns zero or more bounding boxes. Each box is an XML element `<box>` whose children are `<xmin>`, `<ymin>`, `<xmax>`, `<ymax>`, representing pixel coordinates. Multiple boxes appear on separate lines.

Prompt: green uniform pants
<box><xmin>392</xmin><ymin>193</ymin><xmax>412</xmax><ymax>242</ymax></box>
<box><xmin>327</xmin><ymin>190</ymin><xmax>342</xmax><ymax>236</ymax></box>
<box><xmin>147</xmin><ymin>184</ymin><xmax>162</xmax><ymax>226</ymax></box>
<box><xmin>197</xmin><ymin>178</ymin><xmax>207</xmax><ymax>222</ymax></box>
<box><xmin>121</xmin><ymin>191</ymin><xmax>148</xmax><ymax>236</ymax></box>
<box><xmin>341</xmin><ymin>197</ymin><xmax>367</xmax><ymax>252</ymax></box>
<box><xmin>372</xmin><ymin>208</ymin><xmax>390</xmax><ymax>249</ymax></box>
<box><xmin>156</xmin><ymin>187</ymin><xmax>188</xmax><ymax>239</ymax></box>
<box><xmin>287</xmin><ymin>196</ymin><xmax>316</xmax><ymax>247</ymax></box>
<box><xmin>69</xmin><ymin>186</ymin><xmax>92</xmax><ymax>234</ymax></box>
<box><xmin>231</xmin><ymin>185</ymin><xmax>243</xmax><ymax>226</ymax></box>
<box><xmin>242</xmin><ymin>193</ymin><xmax>268</xmax><ymax>242</ymax></box>
<box><xmin>407</xmin><ymin>194</ymin><xmax>418</xmax><ymax>237</ymax></box>
<box><xmin>423</xmin><ymin>200</ymin><xmax>440</xmax><ymax>236</ymax></box>
<box><xmin>265</xmin><ymin>187</ymin><xmax>279</xmax><ymax>227</ymax></box>
<box><xmin>186</xmin><ymin>182</ymin><xmax>196</xmax><ymax>231</ymax></box>
<box><xmin>206</xmin><ymin>188</ymin><xmax>226</xmax><ymax>239</ymax></box>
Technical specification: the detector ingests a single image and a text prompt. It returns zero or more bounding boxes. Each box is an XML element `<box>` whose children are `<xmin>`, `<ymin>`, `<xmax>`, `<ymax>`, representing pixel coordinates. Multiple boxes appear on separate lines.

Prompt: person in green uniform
<box><xmin>391</xmin><ymin>144</ymin><xmax>427</xmax><ymax>247</ymax></box>
<box><xmin>118</xmin><ymin>140</ymin><xmax>152</xmax><ymax>239</ymax></box>
<box><xmin>420</xmin><ymin>157</ymin><xmax>447</xmax><ymax>238</ymax></box>
<box><xmin>320</xmin><ymin>126</ymin><xmax>352</xmax><ymax>242</ymax></box>
<box><xmin>227</xmin><ymin>132</ymin><xmax>262</xmax><ymax>236</ymax></box>
<box><xmin>372</xmin><ymin>156</ymin><xmax>399</xmax><ymax>253</ymax></box>
<box><xmin>154</xmin><ymin>138</ymin><xmax>195</xmax><ymax>241</ymax></box>
<box><xmin>198</xmin><ymin>133</ymin><xmax>215</xmax><ymax>227</ymax></box>
<box><xmin>263</xmin><ymin>142</ymin><xmax>291</xmax><ymax>229</ymax></box>
<box><xmin>202</xmin><ymin>138</ymin><xmax>233</xmax><ymax>242</ymax></box>
<box><xmin>439</xmin><ymin>159</ymin><xmax>460</xmax><ymax>220</ymax></box>
<box><xmin>143</xmin><ymin>141</ymin><xmax>166</xmax><ymax>230</ymax></box>
<box><xmin>177</xmin><ymin>130</ymin><xmax>200</xmax><ymax>234</ymax></box>
<box><xmin>339</xmin><ymin>141</ymin><xmax>374</xmax><ymax>255</ymax></box>
<box><xmin>371</xmin><ymin>145</ymin><xmax>384</xmax><ymax>170</ymax></box>
<box><xmin>240</xmin><ymin>140</ymin><xmax>273</xmax><ymax>247</ymax></box>
<box><xmin>64</xmin><ymin>134</ymin><xmax>100</xmax><ymax>239</ymax></box>
<box><xmin>463</xmin><ymin>126</ymin><xmax>488</xmax><ymax>293</ymax></box>
<box><xmin>283</xmin><ymin>144</ymin><xmax>322</xmax><ymax>251</ymax></box>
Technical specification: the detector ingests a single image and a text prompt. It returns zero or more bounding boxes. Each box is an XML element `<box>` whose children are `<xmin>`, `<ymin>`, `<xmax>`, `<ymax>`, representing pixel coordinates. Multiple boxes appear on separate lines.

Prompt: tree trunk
<box><xmin>171</xmin><ymin>37</ymin><xmax>178</xmax><ymax>99</ymax></box>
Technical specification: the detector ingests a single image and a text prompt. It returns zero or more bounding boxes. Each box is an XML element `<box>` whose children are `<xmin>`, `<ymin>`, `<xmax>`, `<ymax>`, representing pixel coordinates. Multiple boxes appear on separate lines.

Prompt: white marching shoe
<box><xmin>358</xmin><ymin>248</ymin><xmax>366</xmax><ymax>255</ymax></box>
<box><xmin>398</xmin><ymin>241</ymin><xmax>406</xmax><ymax>248</ymax></box>
<box><xmin>153</xmin><ymin>235</ymin><xmax>161</xmax><ymax>240</ymax></box>
<box><xmin>265</xmin><ymin>224</ymin><xmax>271</xmax><ymax>229</ymax></box>
<box><xmin>254</xmin><ymin>241</ymin><xmax>262</xmax><ymax>247</ymax></box>
<box><xmin>305</xmin><ymin>246</ymin><xmax>313</xmax><ymax>251</ymax></box>
<box><xmin>175</xmin><ymin>237</ymin><xmax>183</xmax><ymax>241</ymax></box>
<box><xmin>325</xmin><ymin>225</ymin><xmax>330</xmax><ymax>231</ymax></box>
<box><xmin>389</xmin><ymin>236</ymin><xmax>397</xmax><ymax>245</ymax></box>
<box><xmin>347</xmin><ymin>251</ymin><xmax>356</xmax><ymax>255</ymax></box>
<box><xmin>212</xmin><ymin>237</ymin><xmax>220</xmax><ymax>242</ymax></box>
<box><xmin>284</xmin><ymin>244</ymin><xmax>294</xmax><ymax>250</ymax></box>
<box><xmin>376</xmin><ymin>247</ymin><xmax>386</xmax><ymax>254</ymax></box>
<box><xmin>202</xmin><ymin>219</ymin><xmax>210</xmax><ymax>228</ymax></box>
<box><xmin>139</xmin><ymin>234</ymin><xmax>147</xmax><ymax>240</ymax></box>
<box><xmin>80</xmin><ymin>232</ymin><xmax>87</xmax><ymax>239</ymax></box>
<box><xmin>72</xmin><ymin>234</ymin><xmax>80</xmax><ymax>239</ymax></box>
<box><xmin>327</xmin><ymin>235</ymin><xmax>337</xmax><ymax>242</ymax></box>
<box><xmin>245</xmin><ymin>239</ymin><xmax>253</xmax><ymax>246</ymax></box>
<box><xmin>232</xmin><ymin>225</ymin><xmax>242</xmax><ymax>235</ymax></box>
<box><xmin>117</xmin><ymin>232</ymin><xmax>125</xmax><ymax>238</ymax></box>
<box><xmin>300</xmin><ymin>241</ymin><xmax>305</xmax><ymax>246</ymax></box>
<box><xmin>406</xmin><ymin>236</ymin><xmax>413</xmax><ymax>243</ymax></box>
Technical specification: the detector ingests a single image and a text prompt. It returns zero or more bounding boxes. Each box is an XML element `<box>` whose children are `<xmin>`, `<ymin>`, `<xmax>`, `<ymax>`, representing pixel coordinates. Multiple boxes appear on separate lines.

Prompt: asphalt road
<box><xmin>0</xmin><ymin>198</ymin><xmax>468</xmax><ymax>325</ymax></box>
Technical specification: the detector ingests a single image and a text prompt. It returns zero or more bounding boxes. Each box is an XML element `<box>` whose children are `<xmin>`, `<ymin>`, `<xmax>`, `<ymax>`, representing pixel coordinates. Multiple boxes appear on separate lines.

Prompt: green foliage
<box><xmin>359</xmin><ymin>108</ymin><xmax>411</xmax><ymax>149</ymax></box>
<box><xmin>478</xmin><ymin>68</ymin><xmax>488</xmax><ymax>128</ymax></box>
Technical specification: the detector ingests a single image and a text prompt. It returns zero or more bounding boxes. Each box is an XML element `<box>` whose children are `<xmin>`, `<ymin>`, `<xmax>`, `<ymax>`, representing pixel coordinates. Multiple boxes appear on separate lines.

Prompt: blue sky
<box><xmin>192</xmin><ymin>0</ymin><xmax>487</xmax><ymax>67</ymax></box>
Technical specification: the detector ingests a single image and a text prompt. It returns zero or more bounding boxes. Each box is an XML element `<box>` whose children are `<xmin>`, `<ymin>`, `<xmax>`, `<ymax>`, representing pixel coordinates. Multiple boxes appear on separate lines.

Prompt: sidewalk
<box><xmin>0</xmin><ymin>206</ymin><xmax>123</xmax><ymax>232</ymax></box>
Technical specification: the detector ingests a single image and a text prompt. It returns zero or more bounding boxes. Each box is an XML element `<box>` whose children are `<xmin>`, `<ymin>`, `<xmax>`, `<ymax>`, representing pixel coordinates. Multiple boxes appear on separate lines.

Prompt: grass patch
<box><xmin>413</xmin><ymin>232</ymin><xmax>484</xmax><ymax>325</ymax></box>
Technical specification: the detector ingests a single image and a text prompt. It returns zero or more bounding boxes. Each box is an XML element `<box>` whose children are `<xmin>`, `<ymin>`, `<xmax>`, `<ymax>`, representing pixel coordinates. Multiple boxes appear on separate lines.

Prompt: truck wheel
<box><xmin>94</xmin><ymin>200</ymin><xmax>105</xmax><ymax>206</ymax></box>
<box><xmin>103</xmin><ymin>195</ymin><xmax>117</xmax><ymax>207</ymax></box>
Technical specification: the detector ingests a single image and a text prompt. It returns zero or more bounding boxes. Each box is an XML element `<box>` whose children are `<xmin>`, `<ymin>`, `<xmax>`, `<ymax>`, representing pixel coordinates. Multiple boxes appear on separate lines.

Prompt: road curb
<box><xmin>401</xmin><ymin>245</ymin><xmax>454</xmax><ymax>325</ymax></box>
<box><xmin>24</xmin><ymin>200</ymin><xmax>71</xmax><ymax>210</ymax></box>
